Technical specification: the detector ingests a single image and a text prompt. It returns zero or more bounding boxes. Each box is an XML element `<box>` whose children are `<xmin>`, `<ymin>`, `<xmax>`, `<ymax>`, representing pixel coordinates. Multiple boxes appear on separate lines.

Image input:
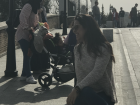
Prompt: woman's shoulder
<box><xmin>74</xmin><ymin>43</ymin><xmax>86</xmax><ymax>51</ymax></box>
<box><xmin>74</xmin><ymin>44</ymin><xmax>78</xmax><ymax>50</ymax></box>
<box><xmin>23</xmin><ymin>3</ymin><xmax>32</xmax><ymax>10</ymax></box>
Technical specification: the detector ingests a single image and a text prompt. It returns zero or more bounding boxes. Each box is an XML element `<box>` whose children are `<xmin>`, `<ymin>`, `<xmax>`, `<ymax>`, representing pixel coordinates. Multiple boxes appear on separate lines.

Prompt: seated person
<box><xmin>44</xmin><ymin>33</ymin><xmax>72</xmax><ymax>65</ymax></box>
<box><xmin>44</xmin><ymin>33</ymin><xmax>67</xmax><ymax>55</ymax></box>
<box><xmin>64</xmin><ymin>28</ymin><xmax>77</xmax><ymax>52</ymax></box>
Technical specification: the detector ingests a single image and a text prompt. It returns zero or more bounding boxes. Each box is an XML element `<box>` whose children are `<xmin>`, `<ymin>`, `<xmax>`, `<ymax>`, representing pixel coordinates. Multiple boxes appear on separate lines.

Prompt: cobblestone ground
<box><xmin>0</xmin><ymin>28</ymin><xmax>140</xmax><ymax>105</ymax></box>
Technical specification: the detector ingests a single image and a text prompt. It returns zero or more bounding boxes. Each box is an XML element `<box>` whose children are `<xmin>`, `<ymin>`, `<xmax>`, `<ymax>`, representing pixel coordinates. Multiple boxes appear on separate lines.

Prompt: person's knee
<box><xmin>81</xmin><ymin>87</ymin><xmax>108</xmax><ymax>105</ymax></box>
<box><xmin>81</xmin><ymin>87</ymin><xmax>94</xmax><ymax>96</ymax></box>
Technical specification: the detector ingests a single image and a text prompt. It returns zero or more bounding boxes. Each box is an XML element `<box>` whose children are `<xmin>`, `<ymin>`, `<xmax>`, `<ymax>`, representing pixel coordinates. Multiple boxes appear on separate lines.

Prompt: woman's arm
<box><xmin>76</xmin><ymin>46</ymin><xmax>111</xmax><ymax>89</ymax></box>
<box><xmin>64</xmin><ymin>33</ymin><xmax>69</xmax><ymax>44</ymax></box>
<box><xmin>19</xmin><ymin>4</ymin><xmax>32</xmax><ymax>30</ymax></box>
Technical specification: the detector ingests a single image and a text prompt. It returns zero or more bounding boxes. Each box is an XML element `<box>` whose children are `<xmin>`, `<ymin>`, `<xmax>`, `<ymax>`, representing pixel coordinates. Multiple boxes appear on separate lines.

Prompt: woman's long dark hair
<box><xmin>28</xmin><ymin>0</ymin><xmax>42</xmax><ymax>14</ymax></box>
<box><xmin>74</xmin><ymin>14</ymin><xmax>115</xmax><ymax>63</ymax></box>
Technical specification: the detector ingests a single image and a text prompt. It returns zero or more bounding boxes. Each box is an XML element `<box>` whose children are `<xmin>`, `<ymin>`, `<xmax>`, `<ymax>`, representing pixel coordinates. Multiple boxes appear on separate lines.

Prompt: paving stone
<box><xmin>128</xmin><ymin>51</ymin><xmax>140</xmax><ymax>55</ymax></box>
<box><xmin>132</xmin><ymin>82</ymin><xmax>140</xmax><ymax>88</ymax></box>
<box><xmin>133</xmin><ymin>65</ymin><xmax>140</xmax><ymax>71</ymax></box>
<box><xmin>136</xmin><ymin>97</ymin><xmax>140</xmax><ymax>105</ymax></box>
<box><xmin>131</xmin><ymin>76</ymin><xmax>138</xmax><ymax>82</ymax></box>
<box><xmin>122</xmin><ymin>89</ymin><xmax>136</xmax><ymax>98</ymax></box>
<box><xmin>134</xmin><ymin>89</ymin><xmax>140</xmax><ymax>97</ymax></box>
<box><xmin>116</xmin><ymin>89</ymin><xmax>123</xmax><ymax>96</ymax></box>
<box><xmin>121</xmin><ymin>76</ymin><xmax>132</xmax><ymax>83</ymax></box>
<box><xmin>123</xmin><ymin>97</ymin><xmax>137</xmax><ymax>105</ymax></box>
<box><xmin>115</xmin><ymin>97</ymin><xmax>123</xmax><ymax>105</ymax></box>
<box><xmin>115</xmin><ymin>76</ymin><xmax>121</xmax><ymax>82</ymax></box>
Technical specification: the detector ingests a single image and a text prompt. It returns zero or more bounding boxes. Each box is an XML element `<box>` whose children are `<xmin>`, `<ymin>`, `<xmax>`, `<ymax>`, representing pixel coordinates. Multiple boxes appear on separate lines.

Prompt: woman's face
<box><xmin>73</xmin><ymin>20</ymin><xmax>86</xmax><ymax>43</ymax></box>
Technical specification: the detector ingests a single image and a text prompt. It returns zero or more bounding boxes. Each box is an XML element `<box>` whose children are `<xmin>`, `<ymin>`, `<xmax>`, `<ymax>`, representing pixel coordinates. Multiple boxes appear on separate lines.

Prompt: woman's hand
<box><xmin>43</xmin><ymin>33</ymin><xmax>53</xmax><ymax>40</ymax></box>
<box><xmin>28</xmin><ymin>27</ymin><xmax>34</xmax><ymax>40</ymax></box>
<box><xmin>38</xmin><ymin>8</ymin><xmax>43</xmax><ymax>13</ymax></box>
<box><xmin>29</xmin><ymin>34</ymin><xmax>32</xmax><ymax>40</ymax></box>
<box><xmin>67</xmin><ymin>88</ymin><xmax>79</xmax><ymax>105</ymax></box>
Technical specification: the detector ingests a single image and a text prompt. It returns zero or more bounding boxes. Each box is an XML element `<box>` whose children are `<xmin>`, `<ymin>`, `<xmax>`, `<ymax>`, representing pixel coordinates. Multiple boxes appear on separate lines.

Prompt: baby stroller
<box><xmin>30</xmin><ymin>24</ymin><xmax>75</xmax><ymax>87</ymax></box>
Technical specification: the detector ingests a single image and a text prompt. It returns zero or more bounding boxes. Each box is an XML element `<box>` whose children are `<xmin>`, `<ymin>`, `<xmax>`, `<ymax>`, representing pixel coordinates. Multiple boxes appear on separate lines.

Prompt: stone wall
<box><xmin>0</xmin><ymin>22</ymin><xmax>8</xmax><ymax>57</ymax></box>
<box><xmin>0</xmin><ymin>22</ymin><xmax>20</xmax><ymax>57</ymax></box>
<box><xmin>47</xmin><ymin>14</ymin><xmax>60</xmax><ymax>29</ymax></box>
<box><xmin>0</xmin><ymin>29</ymin><xmax>8</xmax><ymax>57</ymax></box>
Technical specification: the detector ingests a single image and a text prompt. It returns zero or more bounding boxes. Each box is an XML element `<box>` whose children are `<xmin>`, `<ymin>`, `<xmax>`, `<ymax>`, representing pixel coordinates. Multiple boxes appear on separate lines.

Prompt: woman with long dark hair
<box><xmin>15</xmin><ymin>0</ymin><xmax>42</xmax><ymax>84</ymax></box>
<box><xmin>67</xmin><ymin>14</ymin><xmax>117</xmax><ymax>105</ymax></box>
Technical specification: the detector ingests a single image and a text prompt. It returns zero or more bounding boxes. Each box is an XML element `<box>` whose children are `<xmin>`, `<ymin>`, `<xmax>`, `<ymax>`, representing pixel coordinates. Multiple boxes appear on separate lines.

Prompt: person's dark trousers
<box><xmin>132</xmin><ymin>16</ymin><xmax>137</xmax><ymax>27</ymax></box>
<box><xmin>95</xmin><ymin>14</ymin><xmax>101</xmax><ymax>26</ymax></box>
<box><xmin>113</xmin><ymin>17</ymin><xmax>117</xmax><ymax>27</ymax></box>
<box><xmin>74</xmin><ymin>87</ymin><xmax>115</xmax><ymax>105</ymax></box>
<box><xmin>41</xmin><ymin>11</ymin><xmax>47</xmax><ymax>22</ymax></box>
<box><xmin>131</xmin><ymin>18</ymin><xmax>133</xmax><ymax>27</ymax></box>
<box><xmin>18</xmin><ymin>39</ymin><xmax>32</xmax><ymax>78</ymax></box>
<box><xmin>30</xmin><ymin>51</ymin><xmax>50</xmax><ymax>71</ymax></box>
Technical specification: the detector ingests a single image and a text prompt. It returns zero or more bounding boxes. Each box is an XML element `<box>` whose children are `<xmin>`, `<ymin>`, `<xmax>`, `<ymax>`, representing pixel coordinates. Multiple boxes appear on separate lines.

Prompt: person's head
<box><xmin>40</xmin><ymin>0</ymin><xmax>45</xmax><ymax>6</ymax></box>
<box><xmin>120</xmin><ymin>7</ymin><xmax>123</xmax><ymax>11</ymax></box>
<box><xmin>113</xmin><ymin>8</ymin><xmax>116</xmax><ymax>12</ymax></box>
<box><xmin>28</xmin><ymin>0</ymin><xmax>42</xmax><ymax>14</ymax></box>
<box><xmin>72</xmin><ymin>14</ymin><xmax>115</xmax><ymax>62</ymax></box>
<box><xmin>135</xmin><ymin>3</ymin><xmax>138</xmax><ymax>7</ymax></box>
<box><xmin>95</xmin><ymin>1</ymin><xmax>98</xmax><ymax>5</ymax></box>
<box><xmin>52</xmin><ymin>33</ymin><xmax>63</xmax><ymax>47</ymax></box>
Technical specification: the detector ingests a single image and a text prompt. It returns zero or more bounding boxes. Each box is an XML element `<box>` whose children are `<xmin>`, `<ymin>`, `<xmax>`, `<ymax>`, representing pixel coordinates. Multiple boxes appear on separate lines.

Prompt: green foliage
<box><xmin>100</xmin><ymin>4</ymin><xmax>108</xmax><ymax>24</ymax></box>
<box><xmin>107</xmin><ymin>12</ymin><xmax>113</xmax><ymax>21</ymax></box>
<box><xmin>43</xmin><ymin>0</ymin><xmax>50</xmax><ymax>13</ymax></box>
<box><xmin>107</xmin><ymin>4</ymin><xmax>113</xmax><ymax>21</ymax></box>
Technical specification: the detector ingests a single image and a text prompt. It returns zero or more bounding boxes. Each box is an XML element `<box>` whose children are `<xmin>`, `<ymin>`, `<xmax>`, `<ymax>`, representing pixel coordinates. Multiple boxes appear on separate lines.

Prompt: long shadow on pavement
<box><xmin>0</xmin><ymin>76</ymin><xmax>73</xmax><ymax>104</ymax></box>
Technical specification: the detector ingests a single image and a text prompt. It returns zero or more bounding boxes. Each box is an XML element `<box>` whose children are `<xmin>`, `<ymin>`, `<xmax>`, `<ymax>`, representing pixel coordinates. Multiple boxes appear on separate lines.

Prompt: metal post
<box><xmin>86</xmin><ymin>0</ymin><xmax>88</xmax><ymax>8</ymax></box>
<box><xmin>5</xmin><ymin>0</ymin><xmax>18</xmax><ymax>77</ymax></box>
<box><xmin>62</xmin><ymin>0</ymin><xmax>67</xmax><ymax>35</ymax></box>
<box><xmin>78</xmin><ymin>0</ymin><xmax>80</xmax><ymax>14</ymax></box>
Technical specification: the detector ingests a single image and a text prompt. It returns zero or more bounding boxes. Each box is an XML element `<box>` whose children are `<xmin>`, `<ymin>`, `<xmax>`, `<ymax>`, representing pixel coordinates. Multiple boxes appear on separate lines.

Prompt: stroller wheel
<box><xmin>38</xmin><ymin>73</ymin><xmax>52</xmax><ymax>87</ymax></box>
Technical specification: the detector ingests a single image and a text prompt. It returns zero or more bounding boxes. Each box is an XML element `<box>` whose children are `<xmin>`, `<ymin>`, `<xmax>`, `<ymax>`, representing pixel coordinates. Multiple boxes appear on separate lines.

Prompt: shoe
<box><xmin>26</xmin><ymin>75</ymin><xmax>37</xmax><ymax>84</ymax></box>
<box><xmin>20</xmin><ymin>76</ymin><xmax>26</xmax><ymax>81</ymax></box>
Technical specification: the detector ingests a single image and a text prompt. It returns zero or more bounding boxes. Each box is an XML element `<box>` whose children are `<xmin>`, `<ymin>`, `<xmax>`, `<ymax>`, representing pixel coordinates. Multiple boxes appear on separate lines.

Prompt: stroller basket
<box><xmin>54</xmin><ymin>64</ymin><xmax>75</xmax><ymax>82</ymax></box>
<box><xmin>55</xmin><ymin>72</ymin><xmax>75</xmax><ymax>83</ymax></box>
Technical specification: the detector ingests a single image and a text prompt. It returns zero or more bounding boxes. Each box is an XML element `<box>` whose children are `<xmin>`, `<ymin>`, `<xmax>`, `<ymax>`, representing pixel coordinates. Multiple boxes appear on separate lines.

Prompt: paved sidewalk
<box><xmin>119</xmin><ymin>28</ymin><xmax>140</xmax><ymax>105</ymax></box>
<box><xmin>0</xmin><ymin>28</ymin><xmax>140</xmax><ymax>105</ymax></box>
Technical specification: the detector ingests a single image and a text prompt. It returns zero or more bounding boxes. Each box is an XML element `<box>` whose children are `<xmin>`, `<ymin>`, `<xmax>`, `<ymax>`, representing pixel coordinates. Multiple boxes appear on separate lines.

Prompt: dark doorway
<box><xmin>68</xmin><ymin>1</ymin><xmax>76</xmax><ymax>16</ymax></box>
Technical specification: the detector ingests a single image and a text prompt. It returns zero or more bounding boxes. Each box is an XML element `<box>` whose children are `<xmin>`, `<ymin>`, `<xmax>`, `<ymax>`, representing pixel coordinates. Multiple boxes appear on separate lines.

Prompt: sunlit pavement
<box><xmin>0</xmin><ymin>28</ymin><xmax>140</xmax><ymax>105</ymax></box>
